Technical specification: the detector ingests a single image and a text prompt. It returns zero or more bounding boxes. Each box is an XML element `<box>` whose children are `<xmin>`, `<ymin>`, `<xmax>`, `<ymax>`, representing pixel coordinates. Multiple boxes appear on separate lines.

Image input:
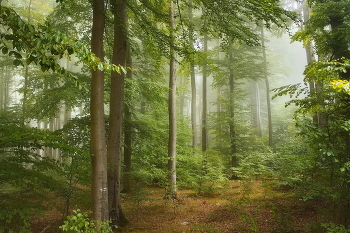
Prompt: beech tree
<box><xmin>90</xmin><ymin>0</ymin><xmax>108</xmax><ymax>223</ymax></box>
<box><xmin>188</xmin><ymin>0</ymin><xmax>197</xmax><ymax>149</ymax></box>
<box><xmin>167</xmin><ymin>0</ymin><xmax>177</xmax><ymax>198</ymax></box>
<box><xmin>107</xmin><ymin>0</ymin><xmax>128</xmax><ymax>226</ymax></box>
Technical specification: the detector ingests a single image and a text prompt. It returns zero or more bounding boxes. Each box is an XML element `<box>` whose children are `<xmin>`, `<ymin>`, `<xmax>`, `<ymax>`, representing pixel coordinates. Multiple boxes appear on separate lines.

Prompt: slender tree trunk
<box><xmin>0</xmin><ymin>66</ymin><xmax>4</xmax><ymax>110</ymax></box>
<box><xmin>179</xmin><ymin>76</ymin><xmax>185</xmax><ymax>115</ymax></box>
<box><xmin>107</xmin><ymin>0</ymin><xmax>128</xmax><ymax>227</ymax></box>
<box><xmin>167</xmin><ymin>0</ymin><xmax>177</xmax><ymax>198</ymax></box>
<box><xmin>49</xmin><ymin>118</ymin><xmax>55</xmax><ymax>158</ymax></box>
<box><xmin>188</xmin><ymin>0</ymin><xmax>197</xmax><ymax>149</ymax></box>
<box><xmin>202</xmin><ymin>32</ymin><xmax>208</xmax><ymax>172</ymax></box>
<box><xmin>90</xmin><ymin>0</ymin><xmax>108</xmax><ymax>223</ymax></box>
<box><xmin>22</xmin><ymin>0</ymin><xmax>32</xmax><ymax>125</ymax></box>
<box><xmin>123</xmin><ymin>43</ymin><xmax>132</xmax><ymax>194</ymax></box>
<box><xmin>251</xmin><ymin>82</ymin><xmax>262</xmax><ymax>137</ymax></box>
<box><xmin>302</xmin><ymin>3</ymin><xmax>318</xmax><ymax>124</ymax></box>
<box><xmin>229</xmin><ymin>47</ymin><xmax>238</xmax><ymax>179</ymax></box>
<box><xmin>4</xmin><ymin>66</ymin><xmax>9</xmax><ymax>110</ymax></box>
<box><xmin>190</xmin><ymin>68</ymin><xmax>197</xmax><ymax>148</ymax></box>
<box><xmin>260</xmin><ymin>26</ymin><xmax>273</xmax><ymax>148</ymax></box>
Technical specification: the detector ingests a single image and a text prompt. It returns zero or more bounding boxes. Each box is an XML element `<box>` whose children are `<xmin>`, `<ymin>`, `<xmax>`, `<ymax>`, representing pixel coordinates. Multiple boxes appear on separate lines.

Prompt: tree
<box><xmin>167</xmin><ymin>0</ymin><xmax>177</xmax><ymax>198</ymax></box>
<box><xmin>228</xmin><ymin>43</ymin><xmax>238</xmax><ymax>178</ymax></box>
<box><xmin>90</xmin><ymin>0</ymin><xmax>108</xmax><ymax>223</ymax></box>
<box><xmin>261</xmin><ymin>26</ymin><xmax>273</xmax><ymax>148</ymax></box>
<box><xmin>123</xmin><ymin>43</ymin><xmax>132</xmax><ymax>193</ymax></box>
<box><xmin>250</xmin><ymin>81</ymin><xmax>262</xmax><ymax>137</ymax></box>
<box><xmin>188</xmin><ymin>0</ymin><xmax>197</xmax><ymax>149</ymax></box>
<box><xmin>201</xmin><ymin>31</ymin><xmax>208</xmax><ymax>168</ymax></box>
<box><xmin>107</xmin><ymin>0</ymin><xmax>128</xmax><ymax>226</ymax></box>
<box><xmin>278</xmin><ymin>0</ymin><xmax>350</xmax><ymax>224</ymax></box>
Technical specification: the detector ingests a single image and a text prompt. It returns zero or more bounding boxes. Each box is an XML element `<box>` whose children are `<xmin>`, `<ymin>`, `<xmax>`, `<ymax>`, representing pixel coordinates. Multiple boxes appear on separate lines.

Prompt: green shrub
<box><xmin>60</xmin><ymin>209</ymin><xmax>114</xmax><ymax>233</ymax></box>
<box><xmin>322</xmin><ymin>222</ymin><xmax>350</xmax><ymax>233</ymax></box>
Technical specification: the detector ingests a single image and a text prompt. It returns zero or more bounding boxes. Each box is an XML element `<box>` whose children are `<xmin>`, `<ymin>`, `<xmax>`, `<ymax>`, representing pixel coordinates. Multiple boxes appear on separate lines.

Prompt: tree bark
<box><xmin>90</xmin><ymin>0</ymin><xmax>108</xmax><ymax>223</ymax></box>
<box><xmin>107</xmin><ymin>0</ymin><xmax>128</xmax><ymax>227</ymax></box>
<box><xmin>228</xmin><ymin>45</ymin><xmax>238</xmax><ymax>179</ymax></box>
<box><xmin>260</xmin><ymin>26</ymin><xmax>273</xmax><ymax>148</ymax></box>
<box><xmin>201</xmin><ymin>31</ymin><xmax>208</xmax><ymax>174</ymax></box>
<box><xmin>302</xmin><ymin>3</ymin><xmax>318</xmax><ymax>124</ymax></box>
<box><xmin>167</xmin><ymin>0</ymin><xmax>177</xmax><ymax>198</ymax></box>
<box><xmin>123</xmin><ymin>42</ymin><xmax>132</xmax><ymax>194</ymax></box>
<box><xmin>189</xmin><ymin>0</ymin><xmax>197</xmax><ymax>149</ymax></box>
<box><xmin>0</xmin><ymin>66</ymin><xmax>3</xmax><ymax>109</ymax></box>
<box><xmin>251</xmin><ymin>82</ymin><xmax>262</xmax><ymax>137</ymax></box>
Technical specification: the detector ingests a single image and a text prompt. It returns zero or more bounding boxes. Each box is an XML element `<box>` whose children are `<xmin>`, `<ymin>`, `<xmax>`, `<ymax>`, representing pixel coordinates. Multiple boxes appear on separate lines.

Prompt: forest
<box><xmin>1</xmin><ymin>0</ymin><xmax>350</xmax><ymax>232</ymax></box>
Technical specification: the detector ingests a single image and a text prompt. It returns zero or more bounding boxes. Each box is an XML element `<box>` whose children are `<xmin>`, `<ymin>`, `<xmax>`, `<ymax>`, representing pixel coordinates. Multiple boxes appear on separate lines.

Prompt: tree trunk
<box><xmin>229</xmin><ymin>46</ymin><xmax>238</xmax><ymax>179</ymax></box>
<box><xmin>167</xmin><ymin>0</ymin><xmax>177</xmax><ymax>198</ymax></box>
<box><xmin>123</xmin><ymin>42</ymin><xmax>132</xmax><ymax>194</ymax></box>
<box><xmin>0</xmin><ymin>66</ymin><xmax>4</xmax><ymax>110</ymax></box>
<box><xmin>90</xmin><ymin>0</ymin><xmax>108</xmax><ymax>223</ymax></box>
<box><xmin>179</xmin><ymin>76</ymin><xmax>185</xmax><ymax>115</ymax></box>
<box><xmin>202</xmin><ymin>32</ymin><xmax>208</xmax><ymax>172</ymax></box>
<box><xmin>302</xmin><ymin>3</ymin><xmax>318</xmax><ymax>124</ymax></box>
<box><xmin>188</xmin><ymin>0</ymin><xmax>197</xmax><ymax>149</ymax></box>
<box><xmin>107</xmin><ymin>0</ymin><xmax>128</xmax><ymax>227</ymax></box>
<box><xmin>260</xmin><ymin>26</ymin><xmax>273</xmax><ymax>148</ymax></box>
<box><xmin>22</xmin><ymin>0</ymin><xmax>32</xmax><ymax>125</ymax></box>
<box><xmin>251</xmin><ymin>81</ymin><xmax>262</xmax><ymax>137</ymax></box>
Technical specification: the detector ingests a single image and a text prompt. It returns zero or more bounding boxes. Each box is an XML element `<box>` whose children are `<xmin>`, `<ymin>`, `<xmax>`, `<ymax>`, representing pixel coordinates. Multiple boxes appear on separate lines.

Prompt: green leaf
<box><xmin>41</xmin><ymin>65</ymin><xmax>49</xmax><ymax>72</ymax></box>
<box><xmin>26</xmin><ymin>55</ymin><xmax>35</xmax><ymax>65</ymax></box>
<box><xmin>13</xmin><ymin>59</ymin><xmax>23</xmax><ymax>67</ymax></box>
<box><xmin>14</xmin><ymin>52</ymin><xmax>22</xmax><ymax>59</ymax></box>
<box><xmin>114</xmin><ymin>66</ymin><xmax>120</xmax><ymax>73</ymax></box>
<box><xmin>2</xmin><ymin>47</ymin><xmax>8</xmax><ymax>54</ymax></box>
<box><xmin>97</xmin><ymin>63</ymin><xmax>104</xmax><ymax>71</ymax></box>
<box><xmin>67</xmin><ymin>47</ymin><xmax>74</xmax><ymax>55</ymax></box>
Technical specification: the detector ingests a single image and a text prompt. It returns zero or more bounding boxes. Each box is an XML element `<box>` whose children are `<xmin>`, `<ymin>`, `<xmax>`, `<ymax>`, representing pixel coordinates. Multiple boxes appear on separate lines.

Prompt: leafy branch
<box><xmin>0</xmin><ymin>6</ymin><xmax>127</xmax><ymax>82</ymax></box>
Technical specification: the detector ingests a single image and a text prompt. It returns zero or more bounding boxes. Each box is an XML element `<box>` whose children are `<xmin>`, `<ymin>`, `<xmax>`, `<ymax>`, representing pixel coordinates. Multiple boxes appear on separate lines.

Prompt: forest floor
<box><xmin>120</xmin><ymin>180</ymin><xmax>324</xmax><ymax>233</ymax></box>
<box><xmin>31</xmin><ymin>180</ymin><xmax>330</xmax><ymax>233</ymax></box>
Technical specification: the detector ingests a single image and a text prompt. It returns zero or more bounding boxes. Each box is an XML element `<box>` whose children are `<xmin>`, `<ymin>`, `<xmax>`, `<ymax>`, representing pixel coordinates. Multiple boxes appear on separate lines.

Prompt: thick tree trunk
<box><xmin>167</xmin><ymin>0</ymin><xmax>177</xmax><ymax>198</ymax></box>
<box><xmin>107</xmin><ymin>0</ymin><xmax>128</xmax><ymax>227</ymax></box>
<box><xmin>90</xmin><ymin>0</ymin><xmax>108</xmax><ymax>223</ymax></box>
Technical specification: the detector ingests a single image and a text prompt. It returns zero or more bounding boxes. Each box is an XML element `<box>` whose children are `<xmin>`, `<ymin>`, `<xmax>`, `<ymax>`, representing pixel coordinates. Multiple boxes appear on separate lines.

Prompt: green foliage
<box><xmin>274</xmin><ymin>4</ymin><xmax>350</xmax><ymax>214</ymax></box>
<box><xmin>0</xmin><ymin>5</ymin><xmax>125</xmax><ymax>84</ymax></box>
<box><xmin>321</xmin><ymin>222</ymin><xmax>350</xmax><ymax>233</ymax></box>
<box><xmin>292</xmin><ymin>0</ymin><xmax>350</xmax><ymax>59</ymax></box>
<box><xmin>129</xmin><ymin>185</ymin><xmax>149</xmax><ymax>217</ymax></box>
<box><xmin>200</xmin><ymin>0</ymin><xmax>297</xmax><ymax>46</ymax></box>
<box><xmin>192</xmin><ymin>156</ymin><xmax>229</xmax><ymax>195</ymax></box>
<box><xmin>232</xmin><ymin>152</ymin><xmax>274</xmax><ymax>180</ymax></box>
<box><xmin>0</xmin><ymin>110</ymin><xmax>92</xmax><ymax>232</ymax></box>
<box><xmin>60</xmin><ymin>209</ymin><xmax>114</xmax><ymax>233</ymax></box>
